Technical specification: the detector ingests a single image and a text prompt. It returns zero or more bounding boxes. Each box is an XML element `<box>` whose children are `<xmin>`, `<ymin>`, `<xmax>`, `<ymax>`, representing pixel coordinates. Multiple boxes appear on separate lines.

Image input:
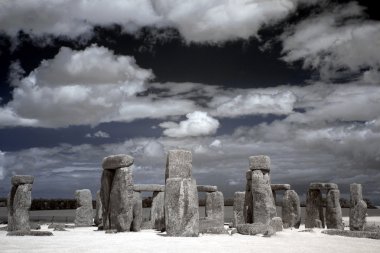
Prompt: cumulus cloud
<box><xmin>85</xmin><ymin>131</ymin><xmax>110</xmax><ymax>138</ymax></box>
<box><xmin>209</xmin><ymin>90</ymin><xmax>296</xmax><ymax>117</ymax></box>
<box><xmin>160</xmin><ymin>111</ymin><xmax>220</xmax><ymax>137</ymax></box>
<box><xmin>0</xmin><ymin>45</ymin><xmax>199</xmax><ymax>128</ymax></box>
<box><xmin>0</xmin><ymin>0</ymin><xmax>318</xmax><ymax>43</ymax></box>
<box><xmin>281</xmin><ymin>2</ymin><xmax>380</xmax><ymax>82</ymax></box>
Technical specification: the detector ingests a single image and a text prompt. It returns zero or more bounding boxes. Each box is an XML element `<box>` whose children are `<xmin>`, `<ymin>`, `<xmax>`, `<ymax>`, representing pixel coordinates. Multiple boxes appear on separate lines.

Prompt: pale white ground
<box><xmin>1</xmin><ymin>217</ymin><xmax>380</xmax><ymax>253</ymax></box>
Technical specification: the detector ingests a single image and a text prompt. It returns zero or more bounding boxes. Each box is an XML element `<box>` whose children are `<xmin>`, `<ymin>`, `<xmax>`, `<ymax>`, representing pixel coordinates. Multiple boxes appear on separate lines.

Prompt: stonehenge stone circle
<box><xmin>74</xmin><ymin>189</ymin><xmax>94</xmax><ymax>227</ymax></box>
<box><xmin>249</xmin><ymin>156</ymin><xmax>277</xmax><ymax>224</ymax></box>
<box><xmin>326</xmin><ymin>189</ymin><xmax>343</xmax><ymax>229</ymax></box>
<box><xmin>165</xmin><ymin>149</ymin><xmax>199</xmax><ymax>237</ymax></box>
<box><xmin>282</xmin><ymin>190</ymin><xmax>301</xmax><ymax>228</ymax></box>
<box><xmin>100</xmin><ymin>154</ymin><xmax>135</xmax><ymax>232</ymax></box>
<box><xmin>7</xmin><ymin>175</ymin><xmax>34</xmax><ymax>232</ymax></box>
<box><xmin>94</xmin><ymin>190</ymin><xmax>103</xmax><ymax>227</ymax></box>
<box><xmin>349</xmin><ymin>183</ymin><xmax>367</xmax><ymax>231</ymax></box>
<box><xmin>305</xmin><ymin>182</ymin><xmax>342</xmax><ymax>229</ymax></box>
<box><xmin>233</xmin><ymin>192</ymin><xmax>245</xmax><ymax>227</ymax></box>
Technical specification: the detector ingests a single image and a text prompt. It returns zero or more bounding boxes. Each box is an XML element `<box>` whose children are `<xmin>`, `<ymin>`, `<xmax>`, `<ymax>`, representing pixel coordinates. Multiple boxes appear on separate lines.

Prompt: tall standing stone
<box><xmin>244</xmin><ymin>171</ymin><xmax>253</xmax><ymax>223</ymax></box>
<box><xmin>350</xmin><ymin>183</ymin><xmax>367</xmax><ymax>231</ymax></box>
<box><xmin>74</xmin><ymin>189</ymin><xmax>93</xmax><ymax>227</ymax></box>
<box><xmin>305</xmin><ymin>189</ymin><xmax>324</xmax><ymax>228</ymax></box>
<box><xmin>201</xmin><ymin>191</ymin><xmax>225</xmax><ymax>233</ymax></box>
<box><xmin>233</xmin><ymin>192</ymin><xmax>245</xmax><ymax>227</ymax></box>
<box><xmin>165</xmin><ymin>150</ymin><xmax>199</xmax><ymax>237</ymax></box>
<box><xmin>151</xmin><ymin>191</ymin><xmax>165</xmax><ymax>231</ymax></box>
<box><xmin>94</xmin><ymin>190</ymin><xmax>103</xmax><ymax>227</ymax></box>
<box><xmin>132</xmin><ymin>191</ymin><xmax>142</xmax><ymax>232</ymax></box>
<box><xmin>100</xmin><ymin>154</ymin><xmax>135</xmax><ymax>232</ymax></box>
<box><xmin>326</xmin><ymin>189</ymin><xmax>343</xmax><ymax>229</ymax></box>
<box><xmin>282</xmin><ymin>190</ymin><xmax>301</xmax><ymax>228</ymax></box>
<box><xmin>248</xmin><ymin>156</ymin><xmax>276</xmax><ymax>225</ymax></box>
<box><xmin>7</xmin><ymin>175</ymin><xmax>34</xmax><ymax>232</ymax></box>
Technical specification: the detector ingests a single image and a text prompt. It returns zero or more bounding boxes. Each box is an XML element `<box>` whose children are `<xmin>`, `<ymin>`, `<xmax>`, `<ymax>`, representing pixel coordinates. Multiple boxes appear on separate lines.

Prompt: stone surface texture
<box><xmin>309</xmin><ymin>182</ymin><xmax>338</xmax><ymax>190</ymax></box>
<box><xmin>133</xmin><ymin>184</ymin><xmax>165</xmax><ymax>192</ymax></box>
<box><xmin>131</xmin><ymin>191</ymin><xmax>142</xmax><ymax>232</ymax></box>
<box><xmin>326</xmin><ymin>189</ymin><xmax>343</xmax><ymax>230</ymax></box>
<box><xmin>11</xmin><ymin>175</ymin><xmax>34</xmax><ymax>186</ymax></box>
<box><xmin>305</xmin><ymin>189</ymin><xmax>324</xmax><ymax>228</ymax></box>
<box><xmin>270</xmin><ymin>217</ymin><xmax>283</xmax><ymax>232</ymax></box>
<box><xmin>151</xmin><ymin>191</ymin><xmax>165</xmax><ymax>231</ymax></box>
<box><xmin>102</xmin><ymin>154</ymin><xmax>134</xmax><ymax>170</ymax></box>
<box><xmin>165</xmin><ymin>150</ymin><xmax>192</xmax><ymax>180</ymax></box>
<box><xmin>100</xmin><ymin>169</ymin><xmax>115</xmax><ymax>229</ymax></box>
<box><xmin>94</xmin><ymin>190</ymin><xmax>103</xmax><ymax>226</ymax></box>
<box><xmin>282</xmin><ymin>190</ymin><xmax>301</xmax><ymax>228</ymax></box>
<box><xmin>233</xmin><ymin>192</ymin><xmax>245</xmax><ymax>227</ymax></box>
<box><xmin>197</xmin><ymin>185</ymin><xmax>218</xmax><ymax>192</ymax></box>
<box><xmin>249</xmin><ymin>155</ymin><xmax>271</xmax><ymax>171</ymax></box>
<box><xmin>350</xmin><ymin>183</ymin><xmax>367</xmax><ymax>231</ymax></box>
<box><xmin>74</xmin><ymin>189</ymin><xmax>93</xmax><ymax>227</ymax></box>
<box><xmin>271</xmin><ymin>184</ymin><xmax>291</xmax><ymax>191</ymax></box>
<box><xmin>236</xmin><ymin>223</ymin><xmax>275</xmax><ymax>236</ymax></box>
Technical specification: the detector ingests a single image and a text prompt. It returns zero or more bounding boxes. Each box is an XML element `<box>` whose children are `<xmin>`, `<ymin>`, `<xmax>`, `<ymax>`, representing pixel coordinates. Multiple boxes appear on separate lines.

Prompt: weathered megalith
<box><xmin>236</xmin><ymin>223</ymin><xmax>275</xmax><ymax>236</ymax></box>
<box><xmin>7</xmin><ymin>175</ymin><xmax>34</xmax><ymax>232</ymax></box>
<box><xmin>100</xmin><ymin>154</ymin><xmax>135</xmax><ymax>232</ymax></box>
<box><xmin>349</xmin><ymin>183</ymin><xmax>367</xmax><ymax>231</ymax></box>
<box><xmin>165</xmin><ymin>150</ymin><xmax>199</xmax><ymax>237</ymax></box>
<box><xmin>326</xmin><ymin>189</ymin><xmax>343</xmax><ymax>229</ymax></box>
<box><xmin>271</xmin><ymin>184</ymin><xmax>290</xmax><ymax>205</ymax></box>
<box><xmin>282</xmin><ymin>190</ymin><xmax>301</xmax><ymax>228</ymax></box>
<box><xmin>133</xmin><ymin>184</ymin><xmax>165</xmax><ymax>192</ymax></box>
<box><xmin>131</xmin><ymin>191</ymin><xmax>142</xmax><ymax>232</ymax></box>
<box><xmin>270</xmin><ymin>217</ymin><xmax>283</xmax><ymax>232</ymax></box>
<box><xmin>305</xmin><ymin>189</ymin><xmax>323</xmax><ymax>228</ymax></box>
<box><xmin>94</xmin><ymin>190</ymin><xmax>103</xmax><ymax>227</ymax></box>
<box><xmin>197</xmin><ymin>185</ymin><xmax>218</xmax><ymax>192</ymax></box>
<box><xmin>244</xmin><ymin>171</ymin><xmax>253</xmax><ymax>223</ymax></box>
<box><xmin>200</xmin><ymin>191</ymin><xmax>225</xmax><ymax>234</ymax></box>
<box><xmin>151</xmin><ymin>191</ymin><xmax>165</xmax><ymax>231</ymax></box>
<box><xmin>233</xmin><ymin>192</ymin><xmax>245</xmax><ymax>227</ymax></box>
<box><xmin>74</xmin><ymin>189</ymin><xmax>93</xmax><ymax>227</ymax></box>
<box><xmin>250</xmin><ymin>157</ymin><xmax>277</xmax><ymax>224</ymax></box>
<box><xmin>305</xmin><ymin>182</ymin><xmax>340</xmax><ymax>229</ymax></box>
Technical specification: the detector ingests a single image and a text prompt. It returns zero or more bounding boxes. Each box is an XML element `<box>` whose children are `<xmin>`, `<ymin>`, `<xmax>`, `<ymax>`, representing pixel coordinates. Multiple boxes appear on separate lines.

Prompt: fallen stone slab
<box><xmin>197</xmin><ymin>185</ymin><xmax>218</xmax><ymax>192</ymax></box>
<box><xmin>102</xmin><ymin>154</ymin><xmax>134</xmax><ymax>170</ymax></box>
<box><xmin>309</xmin><ymin>182</ymin><xmax>338</xmax><ymax>190</ymax></box>
<box><xmin>271</xmin><ymin>184</ymin><xmax>290</xmax><ymax>191</ymax></box>
<box><xmin>236</xmin><ymin>223</ymin><xmax>276</xmax><ymax>236</ymax></box>
<box><xmin>322</xmin><ymin>230</ymin><xmax>380</xmax><ymax>240</ymax></box>
<box><xmin>11</xmin><ymin>175</ymin><xmax>34</xmax><ymax>186</ymax></box>
<box><xmin>7</xmin><ymin>230</ymin><xmax>53</xmax><ymax>236</ymax></box>
<box><xmin>249</xmin><ymin>155</ymin><xmax>270</xmax><ymax>171</ymax></box>
<box><xmin>133</xmin><ymin>184</ymin><xmax>165</xmax><ymax>192</ymax></box>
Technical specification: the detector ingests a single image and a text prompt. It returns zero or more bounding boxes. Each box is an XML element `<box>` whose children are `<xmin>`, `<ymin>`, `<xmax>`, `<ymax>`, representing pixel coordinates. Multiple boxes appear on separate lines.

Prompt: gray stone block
<box><xmin>9</xmin><ymin>184</ymin><xmax>32</xmax><ymax>231</ymax></box>
<box><xmin>74</xmin><ymin>189</ymin><xmax>93</xmax><ymax>227</ymax></box>
<box><xmin>151</xmin><ymin>191</ymin><xmax>165</xmax><ymax>231</ymax></box>
<box><xmin>350</xmin><ymin>183</ymin><xmax>367</xmax><ymax>231</ymax></box>
<box><xmin>197</xmin><ymin>185</ymin><xmax>218</xmax><ymax>192</ymax></box>
<box><xmin>282</xmin><ymin>190</ymin><xmax>301</xmax><ymax>229</ymax></box>
<box><xmin>270</xmin><ymin>217</ymin><xmax>283</xmax><ymax>232</ymax></box>
<box><xmin>271</xmin><ymin>184</ymin><xmax>291</xmax><ymax>191</ymax></box>
<box><xmin>236</xmin><ymin>223</ymin><xmax>275</xmax><ymax>236</ymax></box>
<box><xmin>205</xmin><ymin>191</ymin><xmax>224</xmax><ymax>227</ymax></box>
<box><xmin>165</xmin><ymin>150</ymin><xmax>192</xmax><ymax>180</ymax></box>
<box><xmin>133</xmin><ymin>184</ymin><xmax>165</xmax><ymax>192</ymax></box>
<box><xmin>102</xmin><ymin>154</ymin><xmax>134</xmax><ymax>170</ymax></box>
<box><xmin>132</xmin><ymin>191</ymin><xmax>142</xmax><ymax>232</ymax></box>
<box><xmin>165</xmin><ymin>178</ymin><xmax>199</xmax><ymax>237</ymax></box>
<box><xmin>109</xmin><ymin>166</ymin><xmax>134</xmax><ymax>232</ymax></box>
<box><xmin>11</xmin><ymin>175</ymin><xmax>34</xmax><ymax>186</ymax></box>
<box><xmin>233</xmin><ymin>192</ymin><xmax>245</xmax><ymax>227</ymax></box>
<box><xmin>326</xmin><ymin>189</ymin><xmax>343</xmax><ymax>230</ymax></box>
<box><xmin>305</xmin><ymin>189</ymin><xmax>324</xmax><ymax>228</ymax></box>
<box><xmin>249</xmin><ymin>155</ymin><xmax>270</xmax><ymax>171</ymax></box>
<box><xmin>309</xmin><ymin>182</ymin><xmax>338</xmax><ymax>190</ymax></box>
<box><xmin>94</xmin><ymin>190</ymin><xmax>103</xmax><ymax>226</ymax></box>
<box><xmin>199</xmin><ymin>218</ymin><xmax>227</xmax><ymax>234</ymax></box>
<box><xmin>100</xmin><ymin>169</ymin><xmax>115</xmax><ymax>229</ymax></box>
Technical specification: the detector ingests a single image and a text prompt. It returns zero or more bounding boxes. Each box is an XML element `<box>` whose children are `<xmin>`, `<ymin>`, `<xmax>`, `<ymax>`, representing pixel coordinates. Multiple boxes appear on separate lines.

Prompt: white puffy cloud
<box><xmin>0</xmin><ymin>45</ymin><xmax>199</xmax><ymax>128</ymax></box>
<box><xmin>209</xmin><ymin>90</ymin><xmax>296</xmax><ymax>117</ymax></box>
<box><xmin>160</xmin><ymin>111</ymin><xmax>220</xmax><ymax>137</ymax></box>
<box><xmin>0</xmin><ymin>0</ymin><xmax>318</xmax><ymax>43</ymax></box>
<box><xmin>281</xmin><ymin>2</ymin><xmax>380</xmax><ymax>81</ymax></box>
<box><xmin>85</xmin><ymin>131</ymin><xmax>110</xmax><ymax>138</ymax></box>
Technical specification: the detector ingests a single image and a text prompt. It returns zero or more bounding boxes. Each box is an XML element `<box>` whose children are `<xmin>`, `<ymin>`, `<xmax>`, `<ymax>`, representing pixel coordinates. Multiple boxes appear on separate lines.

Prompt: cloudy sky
<box><xmin>0</xmin><ymin>0</ymin><xmax>379</xmax><ymax>203</ymax></box>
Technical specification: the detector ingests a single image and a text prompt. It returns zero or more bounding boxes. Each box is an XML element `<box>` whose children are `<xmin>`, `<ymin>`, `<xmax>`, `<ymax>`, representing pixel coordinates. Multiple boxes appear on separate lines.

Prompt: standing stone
<box><xmin>94</xmin><ymin>190</ymin><xmax>103</xmax><ymax>227</ymax></box>
<box><xmin>151</xmin><ymin>191</ymin><xmax>165</xmax><ymax>231</ymax></box>
<box><xmin>233</xmin><ymin>192</ymin><xmax>245</xmax><ymax>227</ymax></box>
<box><xmin>7</xmin><ymin>175</ymin><xmax>34</xmax><ymax>232</ymax></box>
<box><xmin>131</xmin><ymin>191</ymin><xmax>142</xmax><ymax>232</ymax></box>
<box><xmin>109</xmin><ymin>166</ymin><xmax>134</xmax><ymax>231</ymax></box>
<box><xmin>326</xmin><ymin>189</ymin><xmax>343</xmax><ymax>229</ymax></box>
<box><xmin>244</xmin><ymin>171</ymin><xmax>253</xmax><ymax>223</ymax></box>
<box><xmin>165</xmin><ymin>178</ymin><xmax>199</xmax><ymax>236</ymax></box>
<box><xmin>350</xmin><ymin>183</ymin><xmax>367</xmax><ymax>231</ymax></box>
<box><xmin>74</xmin><ymin>189</ymin><xmax>93</xmax><ymax>227</ymax></box>
<box><xmin>305</xmin><ymin>189</ymin><xmax>324</xmax><ymax>228</ymax></box>
<box><xmin>165</xmin><ymin>150</ymin><xmax>199</xmax><ymax>237</ymax></box>
<box><xmin>282</xmin><ymin>190</ymin><xmax>301</xmax><ymax>229</ymax></box>
<box><xmin>251</xmin><ymin>169</ymin><xmax>277</xmax><ymax>224</ymax></box>
<box><xmin>270</xmin><ymin>217</ymin><xmax>283</xmax><ymax>232</ymax></box>
<box><xmin>100</xmin><ymin>169</ymin><xmax>115</xmax><ymax>229</ymax></box>
<box><xmin>202</xmin><ymin>191</ymin><xmax>224</xmax><ymax>233</ymax></box>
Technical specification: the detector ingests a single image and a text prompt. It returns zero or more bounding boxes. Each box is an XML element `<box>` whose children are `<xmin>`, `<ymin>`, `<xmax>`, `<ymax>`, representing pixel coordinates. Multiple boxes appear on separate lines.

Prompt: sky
<box><xmin>0</xmin><ymin>0</ymin><xmax>379</xmax><ymax>204</ymax></box>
